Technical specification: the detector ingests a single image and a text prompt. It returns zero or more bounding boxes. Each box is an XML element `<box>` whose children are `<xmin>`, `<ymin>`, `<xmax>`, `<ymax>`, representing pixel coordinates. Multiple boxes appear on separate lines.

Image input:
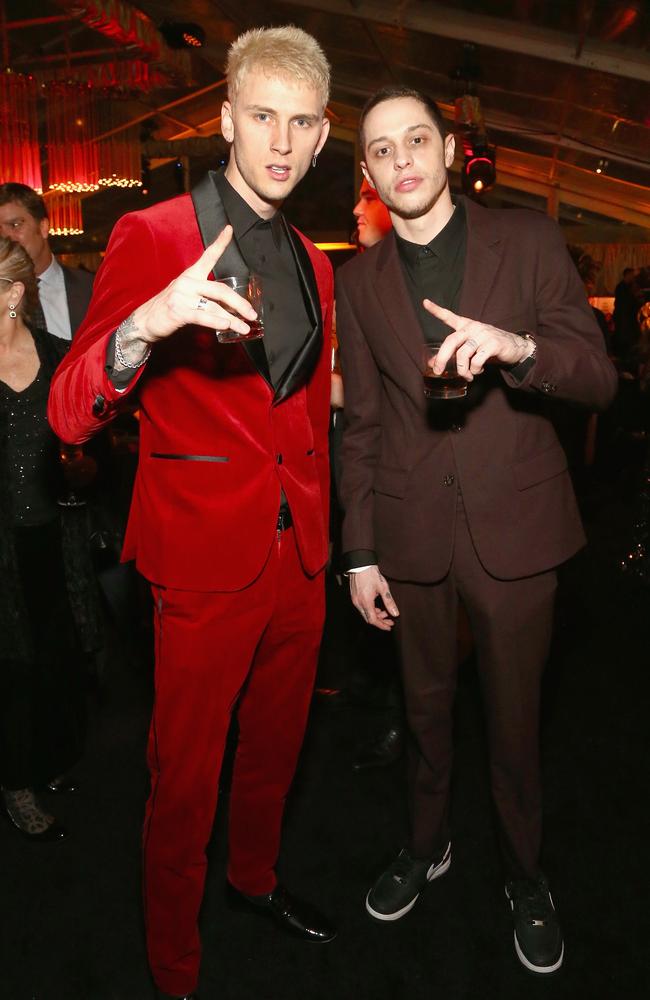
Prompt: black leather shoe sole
<box><xmin>226</xmin><ymin>882</ymin><xmax>337</xmax><ymax>943</ymax></box>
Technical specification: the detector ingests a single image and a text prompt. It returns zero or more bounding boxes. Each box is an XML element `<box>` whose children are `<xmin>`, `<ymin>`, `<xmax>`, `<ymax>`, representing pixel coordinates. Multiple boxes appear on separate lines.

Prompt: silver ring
<box><xmin>196</xmin><ymin>296</ymin><xmax>208</xmax><ymax>311</ymax></box>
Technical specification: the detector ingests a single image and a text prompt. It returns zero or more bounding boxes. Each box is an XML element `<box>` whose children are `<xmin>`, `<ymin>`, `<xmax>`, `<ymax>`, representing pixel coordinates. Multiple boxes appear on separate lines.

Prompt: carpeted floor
<box><xmin>2</xmin><ymin>474</ymin><xmax>649</xmax><ymax>1000</ymax></box>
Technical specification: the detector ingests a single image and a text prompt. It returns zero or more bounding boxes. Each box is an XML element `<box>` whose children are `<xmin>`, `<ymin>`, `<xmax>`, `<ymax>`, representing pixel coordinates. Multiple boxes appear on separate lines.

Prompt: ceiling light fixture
<box><xmin>160</xmin><ymin>21</ymin><xmax>206</xmax><ymax>50</ymax></box>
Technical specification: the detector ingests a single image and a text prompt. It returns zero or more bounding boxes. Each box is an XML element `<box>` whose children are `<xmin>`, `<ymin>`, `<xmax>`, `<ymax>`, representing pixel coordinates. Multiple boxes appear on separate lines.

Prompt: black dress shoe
<box><xmin>43</xmin><ymin>776</ymin><xmax>79</xmax><ymax>794</ymax></box>
<box><xmin>155</xmin><ymin>992</ymin><xmax>199</xmax><ymax>999</ymax></box>
<box><xmin>352</xmin><ymin>725</ymin><xmax>404</xmax><ymax>771</ymax></box>
<box><xmin>226</xmin><ymin>882</ymin><xmax>336</xmax><ymax>943</ymax></box>
<box><xmin>0</xmin><ymin>801</ymin><xmax>68</xmax><ymax>842</ymax></box>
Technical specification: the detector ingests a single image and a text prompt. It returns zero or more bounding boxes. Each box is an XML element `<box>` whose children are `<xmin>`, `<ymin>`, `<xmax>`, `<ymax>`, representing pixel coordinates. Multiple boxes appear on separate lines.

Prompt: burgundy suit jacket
<box><xmin>48</xmin><ymin>186</ymin><xmax>333</xmax><ymax>592</ymax></box>
<box><xmin>336</xmin><ymin>197</ymin><xmax>617</xmax><ymax>583</ymax></box>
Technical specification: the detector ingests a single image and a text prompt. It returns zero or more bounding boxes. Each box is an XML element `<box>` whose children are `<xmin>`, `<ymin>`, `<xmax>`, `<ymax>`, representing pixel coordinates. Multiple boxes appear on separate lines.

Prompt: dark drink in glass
<box><xmin>422</xmin><ymin>344</ymin><xmax>467</xmax><ymax>399</ymax></box>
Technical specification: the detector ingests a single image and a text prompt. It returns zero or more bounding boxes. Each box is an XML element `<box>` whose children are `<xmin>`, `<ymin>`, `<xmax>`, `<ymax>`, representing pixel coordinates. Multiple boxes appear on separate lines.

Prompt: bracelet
<box><xmin>115</xmin><ymin>320</ymin><xmax>151</xmax><ymax>369</ymax></box>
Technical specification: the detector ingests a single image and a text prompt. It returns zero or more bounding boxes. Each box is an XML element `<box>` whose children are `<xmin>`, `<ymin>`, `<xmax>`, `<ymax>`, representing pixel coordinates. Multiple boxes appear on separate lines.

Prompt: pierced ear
<box><xmin>314</xmin><ymin>117</ymin><xmax>330</xmax><ymax>158</ymax></box>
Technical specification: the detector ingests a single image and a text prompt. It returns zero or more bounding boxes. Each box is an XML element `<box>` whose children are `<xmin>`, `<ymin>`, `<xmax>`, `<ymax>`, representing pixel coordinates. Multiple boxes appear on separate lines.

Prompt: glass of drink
<box><xmin>422</xmin><ymin>343</ymin><xmax>467</xmax><ymax>399</ymax></box>
<box><xmin>216</xmin><ymin>274</ymin><xmax>264</xmax><ymax>343</ymax></box>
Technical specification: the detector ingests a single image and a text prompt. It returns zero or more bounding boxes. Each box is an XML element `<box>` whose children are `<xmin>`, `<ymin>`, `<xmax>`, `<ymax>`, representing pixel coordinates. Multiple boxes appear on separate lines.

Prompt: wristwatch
<box><xmin>510</xmin><ymin>331</ymin><xmax>537</xmax><ymax>378</ymax></box>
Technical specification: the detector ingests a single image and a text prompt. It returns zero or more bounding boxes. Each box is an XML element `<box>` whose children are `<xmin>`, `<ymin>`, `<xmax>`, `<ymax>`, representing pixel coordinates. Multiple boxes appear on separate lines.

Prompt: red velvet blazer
<box><xmin>48</xmin><ymin>189</ymin><xmax>333</xmax><ymax>592</ymax></box>
<box><xmin>336</xmin><ymin>197</ymin><xmax>618</xmax><ymax>583</ymax></box>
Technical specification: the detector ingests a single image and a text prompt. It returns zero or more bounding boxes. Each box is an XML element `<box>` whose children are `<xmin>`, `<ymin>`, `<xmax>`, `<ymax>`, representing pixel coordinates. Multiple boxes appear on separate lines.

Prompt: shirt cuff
<box><xmin>105</xmin><ymin>331</ymin><xmax>142</xmax><ymax>390</ymax></box>
<box><xmin>340</xmin><ymin>549</ymin><xmax>378</xmax><ymax>573</ymax></box>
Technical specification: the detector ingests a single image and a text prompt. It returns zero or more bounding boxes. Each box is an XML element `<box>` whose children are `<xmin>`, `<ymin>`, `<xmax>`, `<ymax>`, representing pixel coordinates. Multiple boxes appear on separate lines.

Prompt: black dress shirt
<box><xmin>395</xmin><ymin>200</ymin><xmax>467</xmax><ymax>344</ymax></box>
<box><xmin>214</xmin><ymin>171</ymin><xmax>310</xmax><ymax>388</ymax></box>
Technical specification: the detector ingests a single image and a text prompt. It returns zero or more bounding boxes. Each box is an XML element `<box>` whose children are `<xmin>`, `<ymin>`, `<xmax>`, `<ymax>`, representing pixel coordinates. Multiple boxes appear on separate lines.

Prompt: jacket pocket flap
<box><xmin>373</xmin><ymin>465</ymin><xmax>408</xmax><ymax>498</ymax></box>
<box><xmin>512</xmin><ymin>444</ymin><xmax>567</xmax><ymax>491</ymax></box>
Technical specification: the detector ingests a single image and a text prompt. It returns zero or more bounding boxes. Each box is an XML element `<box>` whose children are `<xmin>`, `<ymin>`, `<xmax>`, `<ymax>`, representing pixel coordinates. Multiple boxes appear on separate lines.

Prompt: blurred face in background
<box><xmin>353</xmin><ymin>179</ymin><xmax>392</xmax><ymax>249</ymax></box>
<box><xmin>0</xmin><ymin>201</ymin><xmax>51</xmax><ymax>275</ymax></box>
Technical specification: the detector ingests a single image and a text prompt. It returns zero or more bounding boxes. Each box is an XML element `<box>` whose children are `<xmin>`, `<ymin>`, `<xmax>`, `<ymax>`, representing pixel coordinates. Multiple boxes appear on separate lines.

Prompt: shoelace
<box><xmin>389</xmin><ymin>851</ymin><xmax>418</xmax><ymax>885</ymax></box>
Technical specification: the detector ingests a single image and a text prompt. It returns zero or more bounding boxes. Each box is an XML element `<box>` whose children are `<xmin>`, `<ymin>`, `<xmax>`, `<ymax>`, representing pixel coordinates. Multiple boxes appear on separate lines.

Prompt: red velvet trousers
<box><xmin>144</xmin><ymin>526</ymin><xmax>325</xmax><ymax>995</ymax></box>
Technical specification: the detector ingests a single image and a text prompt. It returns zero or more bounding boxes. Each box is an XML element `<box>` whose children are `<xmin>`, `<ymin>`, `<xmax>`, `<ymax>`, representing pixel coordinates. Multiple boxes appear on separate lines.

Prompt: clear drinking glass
<box><xmin>216</xmin><ymin>274</ymin><xmax>264</xmax><ymax>344</ymax></box>
<box><xmin>421</xmin><ymin>343</ymin><xmax>468</xmax><ymax>399</ymax></box>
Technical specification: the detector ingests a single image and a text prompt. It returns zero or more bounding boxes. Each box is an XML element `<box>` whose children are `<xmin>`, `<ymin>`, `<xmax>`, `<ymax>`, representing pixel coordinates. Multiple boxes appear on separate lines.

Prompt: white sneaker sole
<box><xmin>505</xmin><ymin>885</ymin><xmax>564</xmax><ymax>974</ymax></box>
<box><xmin>366</xmin><ymin>843</ymin><xmax>452</xmax><ymax>922</ymax></box>
<box><xmin>513</xmin><ymin>933</ymin><xmax>564</xmax><ymax>974</ymax></box>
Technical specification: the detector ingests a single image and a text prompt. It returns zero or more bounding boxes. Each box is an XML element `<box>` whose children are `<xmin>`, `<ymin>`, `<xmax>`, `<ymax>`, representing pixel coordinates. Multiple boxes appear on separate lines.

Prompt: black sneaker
<box><xmin>366</xmin><ymin>843</ymin><xmax>451</xmax><ymax>921</ymax></box>
<box><xmin>505</xmin><ymin>876</ymin><xmax>564</xmax><ymax>974</ymax></box>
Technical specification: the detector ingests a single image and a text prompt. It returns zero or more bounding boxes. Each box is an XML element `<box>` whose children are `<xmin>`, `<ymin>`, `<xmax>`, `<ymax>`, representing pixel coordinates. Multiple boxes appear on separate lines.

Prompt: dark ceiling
<box><xmin>3</xmin><ymin>0</ymin><xmax>650</xmax><ymax>250</ymax></box>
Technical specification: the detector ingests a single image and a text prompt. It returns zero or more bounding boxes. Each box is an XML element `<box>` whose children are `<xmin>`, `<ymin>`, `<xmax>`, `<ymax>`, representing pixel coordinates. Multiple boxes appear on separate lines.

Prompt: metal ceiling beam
<box><xmin>327</xmin><ymin>120</ymin><xmax>650</xmax><ymax>226</ymax></box>
<box><xmin>281</xmin><ymin>0</ymin><xmax>650</xmax><ymax>83</ymax></box>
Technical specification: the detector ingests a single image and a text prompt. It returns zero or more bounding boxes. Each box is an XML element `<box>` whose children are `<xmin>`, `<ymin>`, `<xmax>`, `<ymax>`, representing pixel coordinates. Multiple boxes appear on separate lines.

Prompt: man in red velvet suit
<box><xmin>335</xmin><ymin>87</ymin><xmax>617</xmax><ymax>976</ymax></box>
<box><xmin>49</xmin><ymin>26</ymin><xmax>336</xmax><ymax>1000</ymax></box>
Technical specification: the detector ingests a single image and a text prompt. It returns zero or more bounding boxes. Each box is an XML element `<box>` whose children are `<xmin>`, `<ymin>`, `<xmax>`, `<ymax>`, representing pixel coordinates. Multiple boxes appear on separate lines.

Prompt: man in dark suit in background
<box><xmin>0</xmin><ymin>182</ymin><xmax>94</xmax><ymax>339</ymax></box>
<box><xmin>336</xmin><ymin>86</ymin><xmax>617</xmax><ymax>976</ymax></box>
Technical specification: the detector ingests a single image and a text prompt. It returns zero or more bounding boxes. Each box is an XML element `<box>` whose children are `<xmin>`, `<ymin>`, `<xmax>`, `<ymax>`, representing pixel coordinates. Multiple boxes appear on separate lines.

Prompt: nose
<box><xmin>270</xmin><ymin>121</ymin><xmax>291</xmax><ymax>156</ymax></box>
<box><xmin>393</xmin><ymin>144</ymin><xmax>412</xmax><ymax>170</ymax></box>
<box><xmin>353</xmin><ymin>199</ymin><xmax>363</xmax><ymax>218</ymax></box>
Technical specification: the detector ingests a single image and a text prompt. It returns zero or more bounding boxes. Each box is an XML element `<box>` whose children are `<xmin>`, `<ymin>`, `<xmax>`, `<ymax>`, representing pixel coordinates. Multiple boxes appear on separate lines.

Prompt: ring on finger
<box><xmin>196</xmin><ymin>296</ymin><xmax>209</xmax><ymax>311</ymax></box>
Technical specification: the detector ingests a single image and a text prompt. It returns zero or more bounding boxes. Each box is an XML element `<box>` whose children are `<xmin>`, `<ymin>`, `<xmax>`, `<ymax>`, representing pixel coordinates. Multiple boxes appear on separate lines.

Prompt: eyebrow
<box><xmin>245</xmin><ymin>104</ymin><xmax>319</xmax><ymax>123</ymax></box>
<box><xmin>367</xmin><ymin>122</ymin><xmax>434</xmax><ymax>149</ymax></box>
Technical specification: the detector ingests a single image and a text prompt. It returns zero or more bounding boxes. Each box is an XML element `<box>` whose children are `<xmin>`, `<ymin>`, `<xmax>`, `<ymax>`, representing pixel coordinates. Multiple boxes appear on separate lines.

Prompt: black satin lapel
<box><xmin>191</xmin><ymin>172</ymin><xmax>271</xmax><ymax>386</ymax></box>
<box><xmin>273</xmin><ymin>219</ymin><xmax>322</xmax><ymax>405</ymax></box>
<box><xmin>374</xmin><ymin>235</ymin><xmax>424</xmax><ymax>372</ymax></box>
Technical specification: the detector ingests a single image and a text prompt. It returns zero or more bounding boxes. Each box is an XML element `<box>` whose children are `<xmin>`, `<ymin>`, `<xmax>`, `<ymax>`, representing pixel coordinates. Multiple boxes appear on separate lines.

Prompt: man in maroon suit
<box><xmin>49</xmin><ymin>26</ymin><xmax>336</xmax><ymax>1000</ymax></box>
<box><xmin>335</xmin><ymin>86</ymin><xmax>617</xmax><ymax>976</ymax></box>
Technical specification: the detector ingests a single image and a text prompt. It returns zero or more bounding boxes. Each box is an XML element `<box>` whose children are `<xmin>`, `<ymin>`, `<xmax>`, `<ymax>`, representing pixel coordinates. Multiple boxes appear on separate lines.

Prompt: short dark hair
<box><xmin>359</xmin><ymin>86</ymin><xmax>448</xmax><ymax>150</ymax></box>
<box><xmin>0</xmin><ymin>183</ymin><xmax>48</xmax><ymax>223</ymax></box>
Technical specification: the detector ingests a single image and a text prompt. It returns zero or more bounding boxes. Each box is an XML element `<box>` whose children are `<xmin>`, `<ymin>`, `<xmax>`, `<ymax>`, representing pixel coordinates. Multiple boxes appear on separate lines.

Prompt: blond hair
<box><xmin>226</xmin><ymin>25</ymin><xmax>330</xmax><ymax>109</ymax></box>
<box><xmin>0</xmin><ymin>236</ymin><xmax>39</xmax><ymax>323</ymax></box>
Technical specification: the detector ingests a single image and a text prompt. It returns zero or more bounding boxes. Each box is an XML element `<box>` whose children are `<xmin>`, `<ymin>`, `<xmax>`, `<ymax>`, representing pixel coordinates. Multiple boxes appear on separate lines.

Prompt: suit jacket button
<box><xmin>443</xmin><ymin>474</ymin><xmax>455</xmax><ymax>487</ymax></box>
<box><xmin>92</xmin><ymin>394</ymin><xmax>105</xmax><ymax>415</ymax></box>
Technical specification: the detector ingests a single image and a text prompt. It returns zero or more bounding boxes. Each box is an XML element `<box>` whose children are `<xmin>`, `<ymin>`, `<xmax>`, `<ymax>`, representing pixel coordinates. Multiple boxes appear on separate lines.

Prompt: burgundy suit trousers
<box><xmin>144</xmin><ymin>527</ymin><xmax>324</xmax><ymax>996</ymax></box>
<box><xmin>389</xmin><ymin>493</ymin><xmax>556</xmax><ymax>879</ymax></box>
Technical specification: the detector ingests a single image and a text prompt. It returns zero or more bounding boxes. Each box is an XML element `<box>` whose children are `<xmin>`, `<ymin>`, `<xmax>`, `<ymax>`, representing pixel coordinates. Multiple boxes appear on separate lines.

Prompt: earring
<box><xmin>8</xmin><ymin>304</ymin><xmax>17</xmax><ymax>318</ymax></box>
<box><xmin>312</xmin><ymin>154</ymin><xmax>318</xmax><ymax>168</ymax></box>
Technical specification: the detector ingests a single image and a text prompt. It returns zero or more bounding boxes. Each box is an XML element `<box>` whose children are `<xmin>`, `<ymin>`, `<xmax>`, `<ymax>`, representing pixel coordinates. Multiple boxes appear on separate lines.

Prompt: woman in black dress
<box><xmin>0</xmin><ymin>237</ymin><xmax>100</xmax><ymax>840</ymax></box>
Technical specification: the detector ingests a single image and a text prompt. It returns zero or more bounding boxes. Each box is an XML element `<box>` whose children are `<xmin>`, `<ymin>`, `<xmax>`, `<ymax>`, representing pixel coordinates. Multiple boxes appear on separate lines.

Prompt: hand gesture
<box><xmin>349</xmin><ymin>567</ymin><xmax>400</xmax><ymax>632</ymax></box>
<box><xmin>423</xmin><ymin>299</ymin><xmax>533</xmax><ymax>382</ymax></box>
<box><xmin>132</xmin><ymin>225</ymin><xmax>257</xmax><ymax>344</ymax></box>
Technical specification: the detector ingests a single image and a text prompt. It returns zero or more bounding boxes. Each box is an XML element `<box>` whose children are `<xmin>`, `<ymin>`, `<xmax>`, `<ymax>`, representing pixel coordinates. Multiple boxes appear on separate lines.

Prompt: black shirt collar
<box><xmin>213</xmin><ymin>168</ymin><xmax>283</xmax><ymax>249</ymax></box>
<box><xmin>395</xmin><ymin>200</ymin><xmax>466</xmax><ymax>265</ymax></box>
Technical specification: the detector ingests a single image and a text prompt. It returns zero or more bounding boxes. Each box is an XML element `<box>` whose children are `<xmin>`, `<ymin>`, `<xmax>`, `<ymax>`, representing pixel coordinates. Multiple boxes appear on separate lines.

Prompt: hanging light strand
<box><xmin>45</xmin><ymin>191</ymin><xmax>84</xmax><ymax>235</ymax></box>
<box><xmin>45</xmin><ymin>81</ymin><xmax>99</xmax><ymax>193</ymax></box>
<box><xmin>0</xmin><ymin>69</ymin><xmax>43</xmax><ymax>191</ymax></box>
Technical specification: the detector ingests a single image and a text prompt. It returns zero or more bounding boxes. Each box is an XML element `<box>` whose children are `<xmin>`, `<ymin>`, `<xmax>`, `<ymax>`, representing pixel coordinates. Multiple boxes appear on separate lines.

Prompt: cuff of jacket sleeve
<box><xmin>340</xmin><ymin>549</ymin><xmax>378</xmax><ymax>573</ymax></box>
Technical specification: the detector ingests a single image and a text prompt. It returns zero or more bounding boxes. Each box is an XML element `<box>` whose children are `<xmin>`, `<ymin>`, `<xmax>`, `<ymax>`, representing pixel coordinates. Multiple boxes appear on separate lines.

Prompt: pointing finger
<box><xmin>185</xmin><ymin>225</ymin><xmax>234</xmax><ymax>280</ymax></box>
<box><xmin>423</xmin><ymin>299</ymin><xmax>461</xmax><ymax>328</ymax></box>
